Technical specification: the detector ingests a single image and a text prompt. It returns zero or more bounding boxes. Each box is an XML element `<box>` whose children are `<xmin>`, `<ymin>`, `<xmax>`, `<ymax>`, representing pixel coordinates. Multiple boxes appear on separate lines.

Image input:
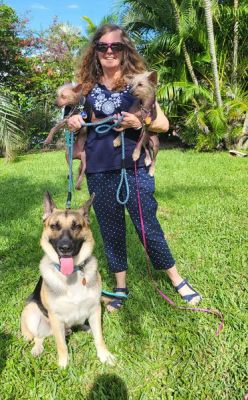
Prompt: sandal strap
<box><xmin>175</xmin><ymin>279</ymin><xmax>202</xmax><ymax>302</ymax></box>
<box><xmin>107</xmin><ymin>299</ymin><xmax>123</xmax><ymax>309</ymax></box>
<box><xmin>175</xmin><ymin>279</ymin><xmax>191</xmax><ymax>292</ymax></box>
<box><xmin>102</xmin><ymin>288</ymin><xmax>129</xmax><ymax>299</ymax></box>
<box><xmin>181</xmin><ymin>292</ymin><xmax>201</xmax><ymax>302</ymax></box>
<box><xmin>114</xmin><ymin>287</ymin><xmax>129</xmax><ymax>294</ymax></box>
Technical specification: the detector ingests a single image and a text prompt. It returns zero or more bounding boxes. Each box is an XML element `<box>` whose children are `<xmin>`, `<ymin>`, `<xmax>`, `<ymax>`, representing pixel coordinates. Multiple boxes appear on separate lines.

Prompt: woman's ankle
<box><xmin>115</xmin><ymin>271</ymin><xmax>127</xmax><ymax>290</ymax></box>
<box><xmin>164</xmin><ymin>266</ymin><xmax>183</xmax><ymax>287</ymax></box>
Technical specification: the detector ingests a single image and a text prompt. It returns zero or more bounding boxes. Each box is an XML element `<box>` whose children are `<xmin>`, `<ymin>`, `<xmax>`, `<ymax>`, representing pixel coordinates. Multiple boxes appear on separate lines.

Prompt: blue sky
<box><xmin>5</xmin><ymin>0</ymin><xmax>115</xmax><ymax>34</ymax></box>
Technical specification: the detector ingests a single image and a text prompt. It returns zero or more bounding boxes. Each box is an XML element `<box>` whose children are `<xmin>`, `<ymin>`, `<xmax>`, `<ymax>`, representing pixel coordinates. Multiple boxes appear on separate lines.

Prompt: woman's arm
<box><xmin>67</xmin><ymin>103</ymin><xmax>169</xmax><ymax>133</ymax></box>
<box><xmin>149</xmin><ymin>102</ymin><xmax>169</xmax><ymax>133</ymax></box>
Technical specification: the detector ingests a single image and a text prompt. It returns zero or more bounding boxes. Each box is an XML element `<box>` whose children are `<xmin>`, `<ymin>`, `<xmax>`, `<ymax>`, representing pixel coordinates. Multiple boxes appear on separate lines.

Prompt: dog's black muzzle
<box><xmin>50</xmin><ymin>234</ymin><xmax>84</xmax><ymax>257</ymax></box>
<box><xmin>57</xmin><ymin>237</ymin><xmax>73</xmax><ymax>255</ymax></box>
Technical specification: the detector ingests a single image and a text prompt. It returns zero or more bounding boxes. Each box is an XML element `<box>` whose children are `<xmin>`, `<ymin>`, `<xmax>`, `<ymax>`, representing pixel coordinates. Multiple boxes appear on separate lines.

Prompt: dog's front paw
<box><xmin>97</xmin><ymin>349</ymin><xmax>116</xmax><ymax>366</ymax></box>
<box><xmin>144</xmin><ymin>156</ymin><xmax>152</xmax><ymax>166</ymax></box>
<box><xmin>31</xmin><ymin>343</ymin><xmax>44</xmax><ymax>357</ymax></box>
<box><xmin>58</xmin><ymin>355</ymin><xmax>69</xmax><ymax>368</ymax></box>
<box><xmin>148</xmin><ymin>165</ymin><xmax>155</xmax><ymax>176</ymax></box>
<box><xmin>113</xmin><ymin>137</ymin><xmax>121</xmax><ymax>147</ymax></box>
<box><xmin>132</xmin><ymin>149</ymin><xmax>141</xmax><ymax>161</ymax></box>
<box><xmin>23</xmin><ymin>333</ymin><xmax>33</xmax><ymax>342</ymax></box>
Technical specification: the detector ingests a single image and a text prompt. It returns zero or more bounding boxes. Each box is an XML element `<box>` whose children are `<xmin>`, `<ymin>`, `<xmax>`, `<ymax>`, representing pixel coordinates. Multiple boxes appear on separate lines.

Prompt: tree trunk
<box><xmin>238</xmin><ymin>112</ymin><xmax>248</xmax><ymax>149</ymax></box>
<box><xmin>203</xmin><ymin>0</ymin><xmax>222</xmax><ymax>107</ymax></box>
<box><xmin>182</xmin><ymin>43</ymin><xmax>199</xmax><ymax>86</ymax></box>
<box><xmin>242</xmin><ymin>112</ymin><xmax>248</xmax><ymax>136</ymax></box>
<box><xmin>171</xmin><ymin>0</ymin><xmax>199</xmax><ymax>86</ymax></box>
<box><xmin>232</xmin><ymin>0</ymin><xmax>239</xmax><ymax>90</ymax></box>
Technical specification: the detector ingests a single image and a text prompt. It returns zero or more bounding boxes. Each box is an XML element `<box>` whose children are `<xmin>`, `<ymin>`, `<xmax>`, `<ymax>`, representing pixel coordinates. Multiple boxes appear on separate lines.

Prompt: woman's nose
<box><xmin>106</xmin><ymin>46</ymin><xmax>113</xmax><ymax>54</ymax></box>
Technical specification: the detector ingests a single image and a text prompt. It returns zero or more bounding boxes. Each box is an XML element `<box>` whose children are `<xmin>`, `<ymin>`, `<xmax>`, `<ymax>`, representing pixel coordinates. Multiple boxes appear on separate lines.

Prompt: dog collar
<box><xmin>54</xmin><ymin>258</ymin><xmax>89</xmax><ymax>274</ymax></box>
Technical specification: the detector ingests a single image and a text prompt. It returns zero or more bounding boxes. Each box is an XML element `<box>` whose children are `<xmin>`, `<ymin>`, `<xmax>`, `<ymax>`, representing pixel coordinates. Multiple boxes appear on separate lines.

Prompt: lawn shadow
<box><xmin>0</xmin><ymin>174</ymin><xmax>71</xmax><ymax>272</ymax></box>
<box><xmin>86</xmin><ymin>373</ymin><xmax>128</xmax><ymax>400</ymax></box>
<box><xmin>0</xmin><ymin>332</ymin><xmax>12</xmax><ymax>375</ymax></box>
<box><xmin>0</xmin><ymin>175</ymin><xmax>64</xmax><ymax>224</ymax></box>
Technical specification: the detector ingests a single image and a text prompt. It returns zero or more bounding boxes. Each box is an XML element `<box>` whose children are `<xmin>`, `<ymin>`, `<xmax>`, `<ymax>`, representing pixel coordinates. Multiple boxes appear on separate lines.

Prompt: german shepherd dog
<box><xmin>21</xmin><ymin>192</ymin><xmax>115</xmax><ymax>368</ymax></box>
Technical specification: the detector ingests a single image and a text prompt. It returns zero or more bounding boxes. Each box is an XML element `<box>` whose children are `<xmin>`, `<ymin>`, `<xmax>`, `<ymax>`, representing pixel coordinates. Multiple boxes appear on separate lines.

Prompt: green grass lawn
<box><xmin>0</xmin><ymin>149</ymin><xmax>247</xmax><ymax>400</ymax></box>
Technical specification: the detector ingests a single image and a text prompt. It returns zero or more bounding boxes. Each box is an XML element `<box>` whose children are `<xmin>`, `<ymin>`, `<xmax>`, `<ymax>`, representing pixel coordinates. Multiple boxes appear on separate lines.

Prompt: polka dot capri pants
<box><xmin>86</xmin><ymin>167</ymin><xmax>175</xmax><ymax>273</ymax></box>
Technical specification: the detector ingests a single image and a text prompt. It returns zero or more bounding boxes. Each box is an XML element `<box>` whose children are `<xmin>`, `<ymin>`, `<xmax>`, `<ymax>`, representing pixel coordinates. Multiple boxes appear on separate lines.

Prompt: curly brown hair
<box><xmin>75</xmin><ymin>24</ymin><xmax>147</xmax><ymax>95</ymax></box>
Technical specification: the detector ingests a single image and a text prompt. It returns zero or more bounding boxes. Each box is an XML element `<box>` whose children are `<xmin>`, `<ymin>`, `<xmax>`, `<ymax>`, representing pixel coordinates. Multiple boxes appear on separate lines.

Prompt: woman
<box><xmin>67</xmin><ymin>24</ymin><xmax>202</xmax><ymax>311</ymax></box>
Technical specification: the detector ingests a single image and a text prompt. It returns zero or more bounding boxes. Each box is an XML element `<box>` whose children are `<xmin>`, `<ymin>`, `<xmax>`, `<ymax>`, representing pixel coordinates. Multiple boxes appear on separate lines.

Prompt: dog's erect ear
<box><xmin>43</xmin><ymin>192</ymin><xmax>57</xmax><ymax>221</ymax></box>
<box><xmin>72</xmin><ymin>83</ymin><xmax>82</xmax><ymax>94</ymax></box>
<box><xmin>148</xmin><ymin>71</ymin><xmax>157</xmax><ymax>85</ymax></box>
<box><xmin>79</xmin><ymin>193</ymin><xmax>95</xmax><ymax>224</ymax></box>
<box><xmin>125</xmin><ymin>75</ymin><xmax>134</xmax><ymax>83</ymax></box>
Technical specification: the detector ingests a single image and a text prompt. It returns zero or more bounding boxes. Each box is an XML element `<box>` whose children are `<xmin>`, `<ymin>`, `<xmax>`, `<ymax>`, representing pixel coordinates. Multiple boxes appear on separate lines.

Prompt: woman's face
<box><xmin>96</xmin><ymin>30</ymin><xmax>124</xmax><ymax>73</ymax></box>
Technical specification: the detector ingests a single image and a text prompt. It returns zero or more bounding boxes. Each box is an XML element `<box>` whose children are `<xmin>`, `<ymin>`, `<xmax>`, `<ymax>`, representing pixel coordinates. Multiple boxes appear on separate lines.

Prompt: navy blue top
<box><xmin>85</xmin><ymin>83</ymin><xmax>145</xmax><ymax>173</ymax></box>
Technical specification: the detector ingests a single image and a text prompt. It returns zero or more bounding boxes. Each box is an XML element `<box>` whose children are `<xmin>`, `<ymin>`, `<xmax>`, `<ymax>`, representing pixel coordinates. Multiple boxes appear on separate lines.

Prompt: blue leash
<box><xmin>82</xmin><ymin>114</ymin><xmax>124</xmax><ymax>136</ymax></box>
<box><xmin>64</xmin><ymin>114</ymin><xmax>129</xmax><ymax>208</ymax></box>
<box><xmin>82</xmin><ymin>114</ymin><xmax>129</xmax><ymax>205</ymax></box>
<box><xmin>116</xmin><ymin>131</ymin><xmax>129</xmax><ymax>205</ymax></box>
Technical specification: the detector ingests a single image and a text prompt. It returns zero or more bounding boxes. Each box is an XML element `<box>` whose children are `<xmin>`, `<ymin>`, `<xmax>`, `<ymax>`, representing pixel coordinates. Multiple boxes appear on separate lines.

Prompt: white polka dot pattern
<box><xmin>86</xmin><ymin>168</ymin><xmax>175</xmax><ymax>273</ymax></box>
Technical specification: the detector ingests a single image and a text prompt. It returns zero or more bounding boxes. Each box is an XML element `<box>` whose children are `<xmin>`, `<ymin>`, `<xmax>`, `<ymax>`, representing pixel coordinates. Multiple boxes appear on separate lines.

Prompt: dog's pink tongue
<box><xmin>60</xmin><ymin>257</ymin><xmax>74</xmax><ymax>275</ymax></box>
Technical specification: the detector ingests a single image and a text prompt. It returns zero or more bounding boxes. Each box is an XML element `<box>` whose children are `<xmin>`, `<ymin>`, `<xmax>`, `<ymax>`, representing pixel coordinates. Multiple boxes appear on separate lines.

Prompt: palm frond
<box><xmin>219</xmin><ymin>4</ymin><xmax>248</xmax><ymax>19</ymax></box>
<box><xmin>157</xmin><ymin>81</ymin><xmax>213</xmax><ymax>104</ymax></box>
<box><xmin>0</xmin><ymin>91</ymin><xmax>25</xmax><ymax>160</ymax></box>
<box><xmin>207</xmin><ymin>108</ymin><xmax>226</xmax><ymax>136</ymax></box>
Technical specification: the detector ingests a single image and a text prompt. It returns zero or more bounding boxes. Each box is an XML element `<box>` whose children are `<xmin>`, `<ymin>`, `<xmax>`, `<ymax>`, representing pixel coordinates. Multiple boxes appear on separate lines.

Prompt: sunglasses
<box><xmin>95</xmin><ymin>42</ymin><xmax>125</xmax><ymax>53</ymax></box>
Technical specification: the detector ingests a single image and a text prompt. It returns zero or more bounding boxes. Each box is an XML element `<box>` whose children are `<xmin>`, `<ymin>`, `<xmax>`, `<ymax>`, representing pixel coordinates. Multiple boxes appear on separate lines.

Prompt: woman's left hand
<box><xmin>113</xmin><ymin>112</ymin><xmax>142</xmax><ymax>131</ymax></box>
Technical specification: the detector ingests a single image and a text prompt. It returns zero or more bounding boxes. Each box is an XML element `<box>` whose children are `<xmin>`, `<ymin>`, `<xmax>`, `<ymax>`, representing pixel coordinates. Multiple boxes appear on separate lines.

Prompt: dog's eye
<box><xmin>50</xmin><ymin>222</ymin><xmax>61</xmax><ymax>231</ymax></box>
<box><xmin>138</xmin><ymin>83</ymin><xmax>143</xmax><ymax>87</ymax></box>
<box><xmin>71</xmin><ymin>221</ymin><xmax>82</xmax><ymax>231</ymax></box>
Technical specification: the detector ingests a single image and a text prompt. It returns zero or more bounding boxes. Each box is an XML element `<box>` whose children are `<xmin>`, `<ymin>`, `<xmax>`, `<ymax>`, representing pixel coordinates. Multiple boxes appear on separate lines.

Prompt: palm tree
<box><xmin>170</xmin><ymin>0</ymin><xmax>199</xmax><ymax>86</ymax></box>
<box><xmin>120</xmin><ymin>0</ymin><xmax>199</xmax><ymax>85</ymax></box>
<box><xmin>232</xmin><ymin>0</ymin><xmax>239</xmax><ymax>90</ymax></box>
<box><xmin>81</xmin><ymin>14</ymin><xmax>118</xmax><ymax>40</ymax></box>
<box><xmin>202</xmin><ymin>0</ymin><xmax>222</xmax><ymax>107</ymax></box>
<box><xmin>0</xmin><ymin>91</ymin><xmax>25</xmax><ymax>160</ymax></box>
<box><xmin>119</xmin><ymin>0</ymin><xmax>248</xmax><ymax>149</ymax></box>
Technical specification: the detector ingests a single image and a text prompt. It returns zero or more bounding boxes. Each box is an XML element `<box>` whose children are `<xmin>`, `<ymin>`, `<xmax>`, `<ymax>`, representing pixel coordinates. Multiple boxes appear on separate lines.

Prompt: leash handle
<box><xmin>81</xmin><ymin>113</ymin><xmax>128</xmax><ymax>203</ymax></box>
<box><xmin>63</xmin><ymin>115</ymin><xmax>124</xmax><ymax>208</ymax></box>
<box><xmin>116</xmin><ymin>131</ymin><xmax>130</xmax><ymax>205</ymax></box>
<box><xmin>81</xmin><ymin>114</ymin><xmax>114</xmax><ymax>127</ymax></box>
<box><xmin>81</xmin><ymin>114</ymin><xmax>124</xmax><ymax>136</ymax></box>
<box><xmin>134</xmin><ymin>161</ymin><xmax>224</xmax><ymax>336</ymax></box>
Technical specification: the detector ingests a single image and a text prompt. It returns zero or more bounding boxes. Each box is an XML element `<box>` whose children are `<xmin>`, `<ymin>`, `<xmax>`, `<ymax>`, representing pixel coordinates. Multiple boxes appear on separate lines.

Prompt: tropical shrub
<box><xmin>0</xmin><ymin>91</ymin><xmax>26</xmax><ymax>160</ymax></box>
<box><xmin>119</xmin><ymin>0</ymin><xmax>248</xmax><ymax>150</ymax></box>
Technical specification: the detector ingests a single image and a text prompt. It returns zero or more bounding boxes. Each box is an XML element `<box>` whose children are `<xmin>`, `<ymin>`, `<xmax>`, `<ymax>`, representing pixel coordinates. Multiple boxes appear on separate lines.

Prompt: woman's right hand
<box><xmin>67</xmin><ymin>114</ymin><xmax>84</xmax><ymax>132</ymax></box>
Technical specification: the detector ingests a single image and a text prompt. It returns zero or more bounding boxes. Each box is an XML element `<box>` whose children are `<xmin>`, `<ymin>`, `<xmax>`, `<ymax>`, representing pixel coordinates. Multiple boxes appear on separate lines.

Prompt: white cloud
<box><xmin>67</xmin><ymin>4</ymin><xmax>79</xmax><ymax>8</ymax></box>
<box><xmin>31</xmin><ymin>3</ymin><xmax>49</xmax><ymax>10</ymax></box>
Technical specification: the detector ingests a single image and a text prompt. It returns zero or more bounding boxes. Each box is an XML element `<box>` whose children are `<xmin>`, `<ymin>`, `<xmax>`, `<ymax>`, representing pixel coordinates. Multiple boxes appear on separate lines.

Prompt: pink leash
<box><xmin>134</xmin><ymin>161</ymin><xmax>224</xmax><ymax>336</ymax></box>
